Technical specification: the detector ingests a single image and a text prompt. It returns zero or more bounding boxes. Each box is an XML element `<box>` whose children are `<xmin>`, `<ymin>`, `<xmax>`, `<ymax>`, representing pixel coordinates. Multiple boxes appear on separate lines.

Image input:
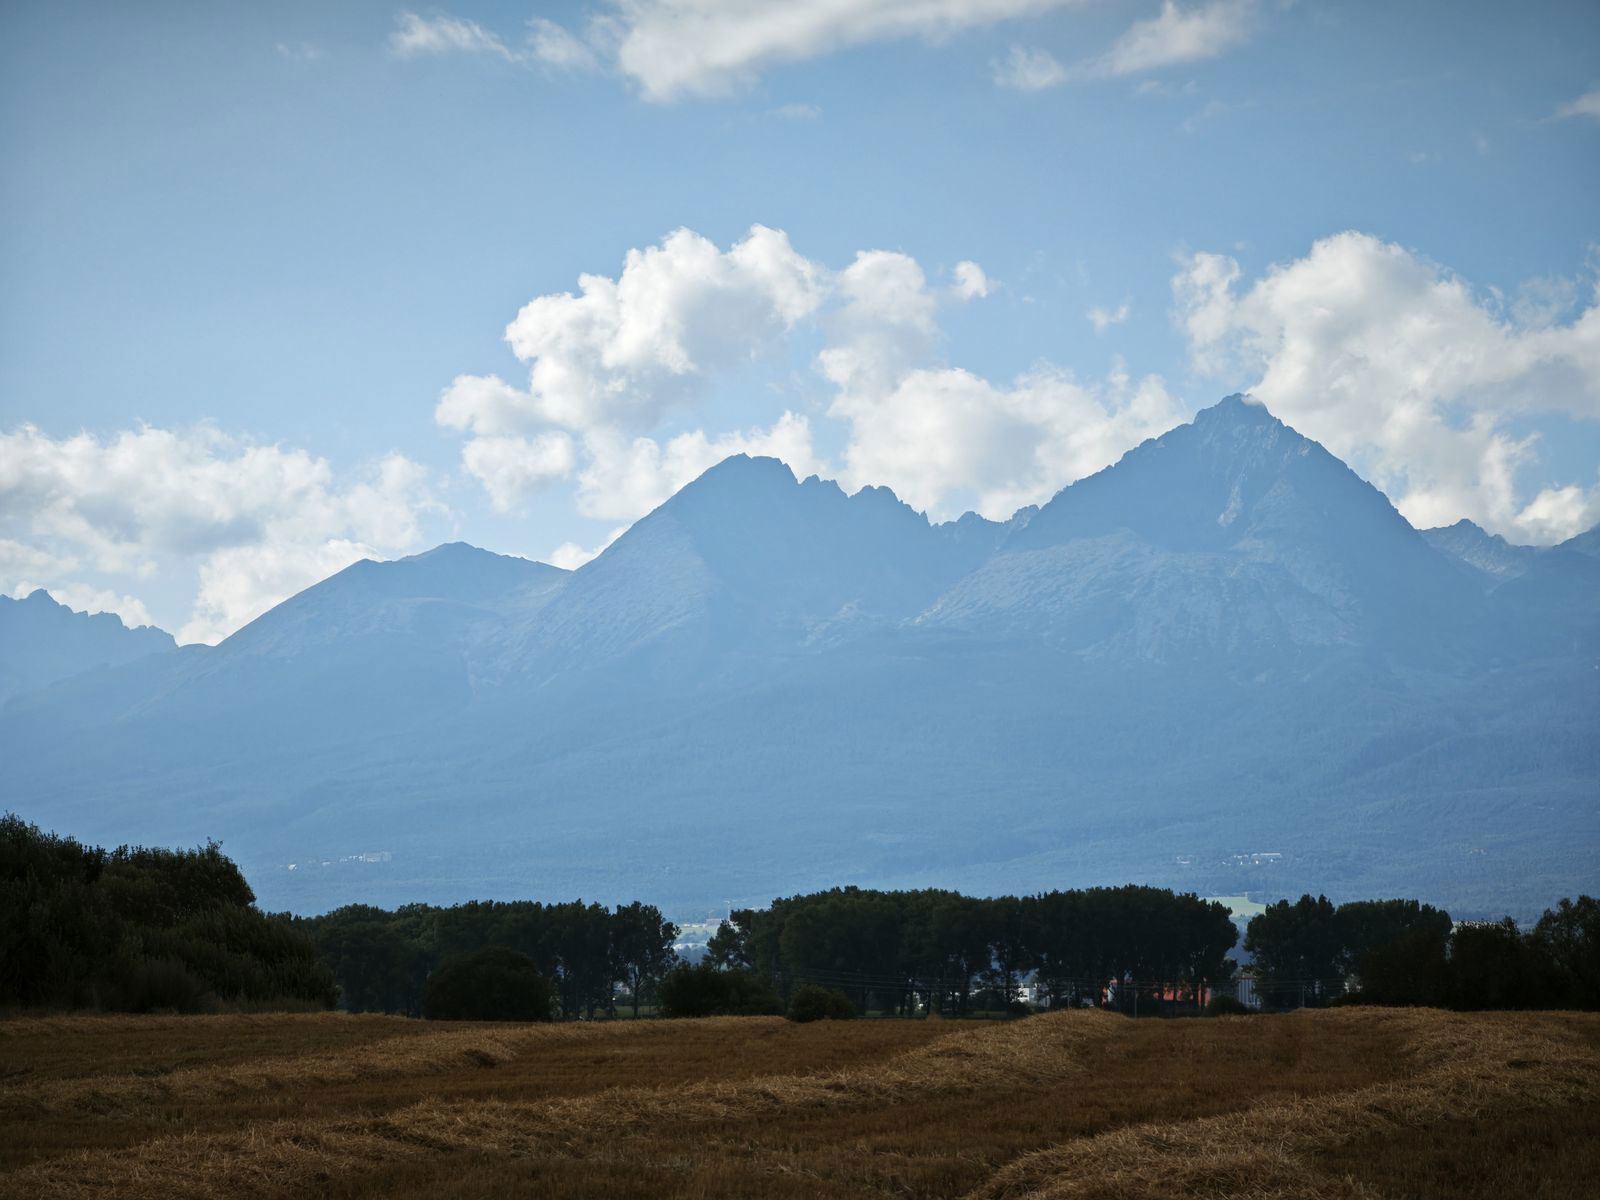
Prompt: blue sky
<box><xmin>2</xmin><ymin>0</ymin><xmax>1598</xmax><ymax>641</ymax></box>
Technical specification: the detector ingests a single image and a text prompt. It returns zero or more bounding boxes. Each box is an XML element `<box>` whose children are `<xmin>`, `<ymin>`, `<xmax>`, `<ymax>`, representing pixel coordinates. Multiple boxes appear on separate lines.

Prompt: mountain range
<box><xmin>3</xmin><ymin>395</ymin><xmax>1595</xmax><ymax>918</ymax></box>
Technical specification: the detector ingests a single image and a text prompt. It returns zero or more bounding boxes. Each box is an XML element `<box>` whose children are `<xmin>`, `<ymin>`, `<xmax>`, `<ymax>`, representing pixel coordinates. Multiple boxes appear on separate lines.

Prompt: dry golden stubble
<box><xmin>964</xmin><ymin>1009</ymin><xmax>1600</xmax><ymax>1200</ymax></box>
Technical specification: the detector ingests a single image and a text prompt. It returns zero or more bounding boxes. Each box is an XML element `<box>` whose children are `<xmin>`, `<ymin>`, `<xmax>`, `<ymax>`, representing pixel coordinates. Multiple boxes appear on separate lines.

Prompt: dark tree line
<box><xmin>0</xmin><ymin>814</ymin><xmax>334</xmax><ymax>1012</ymax></box>
<box><xmin>705</xmin><ymin>885</ymin><xmax>1239</xmax><ymax>1015</ymax></box>
<box><xmin>1244</xmin><ymin>893</ymin><xmax>1600</xmax><ymax>1011</ymax></box>
<box><xmin>294</xmin><ymin>897</ymin><xmax>679</xmax><ymax>1018</ymax></box>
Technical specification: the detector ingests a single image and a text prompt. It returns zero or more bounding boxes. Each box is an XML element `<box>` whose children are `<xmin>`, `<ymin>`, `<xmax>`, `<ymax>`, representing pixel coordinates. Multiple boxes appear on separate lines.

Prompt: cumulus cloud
<box><xmin>460</xmin><ymin>432</ymin><xmax>578</xmax><ymax>513</ymax></box>
<box><xmin>443</xmin><ymin>224</ymin><xmax>1182</xmax><ymax>526</ymax></box>
<box><xmin>831</xmin><ymin>361</ymin><xmax>1183</xmax><ymax>518</ymax></box>
<box><xmin>952</xmin><ymin>260</ymin><xmax>992</xmax><ymax>299</ymax></box>
<box><xmin>993</xmin><ymin>45</ymin><xmax>1068</xmax><ymax>91</ymax></box>
<box><xmin>1555</xmin><ymin>88</ymin><xmax>1600</xmax><ymax>122</ymax></box>
<box><xmin>576</xmin><ymin>412</ymin><xmax>823</xmax><ymax>523</ymax></box>
<box><xmin>482</xmin><ymin>225</ymin><xmax>826</xmax><ymax>433</ymax></box>
<box><xmin>0</xmin><ymin>426</ymin><xmax>439</xmax><ymax>643</ymax></box>
<box><xmin>1173</xmin><ymin>232</ymin><xmax>1600</xmax><ymax>542</ymax></box>
<box><xmin>438</xmin><ymin>226</ymin><xmax>833</xmax><ymax>522</ymax></box>
<box><xmin>600</xmin><ymin>0</ymin><xmax>1087</xmax><ymax>101</ymax></box>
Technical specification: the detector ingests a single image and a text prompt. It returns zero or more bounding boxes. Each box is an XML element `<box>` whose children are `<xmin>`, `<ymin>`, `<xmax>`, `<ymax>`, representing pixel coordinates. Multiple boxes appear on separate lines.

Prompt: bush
<box><xmin>1207</xmin><ymin>994</ymin><xmax>1250</xmax><ymax>1016</ymax></box>
<box><xmin>422</xmin><ymin>947</ymin><xmax>555</xmax><ymax>1021</ymax></box>
<box><xmin>788</xmin><ymin>984</ymin><xmax>855</xmax><ymax>1023</ymax></box>
<box><xmin>657</xmin><ymin>964</ymin><xmax>781</xmax><ymax>1018</ymax></box>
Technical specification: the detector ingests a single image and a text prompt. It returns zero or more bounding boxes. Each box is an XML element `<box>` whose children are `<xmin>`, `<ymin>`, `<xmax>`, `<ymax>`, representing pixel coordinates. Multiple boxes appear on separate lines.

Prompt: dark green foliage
<box><xmin>1245</xmin><ymin>894</ymin><xmax>1343</xmax><ymax>1004</ymax></box>
<box><xmin>656</xmin><ymin>964</ymin><xmax>781</xmax><ymax>1018</ymax></box>
<box><xmin>1448</xmin><ymin>919</ymin><xmax>1543</xmax><ymax>1010</ymax></box>
<box><xmin>788</xmin><ymin>984</ymin><xmax>855</xmax><ymax>1023</ymax></box>
<box><xmin>1251</xmin><ymin>894</ymin><xmax>1600</xmax><ymax>1013</ymax></box>
<box><xmin>298</xmin><ymin>897</ymin><xmax>679</xmax><ymax>1018</ymax></box>
<box><xmin>1207</xmin><ymin>994</ymin><xmax>1250</xmax><ymax>1016</ymax></box>
<box><xmin>1530</xmin><ymin>895</ymin><xmax>1600</xmax><ymax>1010</ymax></box>
<box><xmin>421</xmin><ymin>947</ymin><xmax>555</xmax><ymax>1022</ymax></box>
<box><xmin>704</xmin><ymin>909</ymin><xmax>755</xmax><ymax>969</ymax></box>
<box><xmin>742</xmin><ymin>884</ymin><xmax>1237</xmax><ymax>1017</ymax></box>
<box><xmin>1354</xmin><ymin>925</ymin><xmax>1451</xmax><ymax>1006</ymax></box>
<box><xmin>0</xmin><ymin>814</ymin><xmax>334</xmax><ymax>1012</ymax></box>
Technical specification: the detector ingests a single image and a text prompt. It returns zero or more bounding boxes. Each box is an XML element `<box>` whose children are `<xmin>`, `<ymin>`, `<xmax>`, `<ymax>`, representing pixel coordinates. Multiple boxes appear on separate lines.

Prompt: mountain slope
<box><xmin>0</xmin><ymin>591</ymin><xmax>175</xmax><ymax>706</ymax></box>
<box><xmin>3</xmin><ymin>397</ymin><xmax>1593</xmax><ymax>918</ymax></box>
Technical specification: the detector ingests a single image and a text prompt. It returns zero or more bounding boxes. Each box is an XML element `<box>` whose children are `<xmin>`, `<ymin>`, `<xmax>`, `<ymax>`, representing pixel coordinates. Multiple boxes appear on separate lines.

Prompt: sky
<box><xmin>2</xmin><ymin>0</ymin><xmax>1597</xmax><ymax>643</ymax></box>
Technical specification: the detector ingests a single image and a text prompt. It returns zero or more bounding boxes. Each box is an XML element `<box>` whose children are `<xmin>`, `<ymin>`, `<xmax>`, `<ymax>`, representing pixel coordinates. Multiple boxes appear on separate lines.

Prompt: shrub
<box><xmin>422</xmin><ymin>947</ymin><xmax>555</xmax><ymax>1021</ymax></box>
<box><xmin>789</xmin><ymin>984</ymin><xmax>855</xmax><ymax>1023</ymax></box>
<box><xmin>657</xmin><ymin>964</ymin><xmax>781</xmax><ymax>1018</ymax></box>
<box><xmin>1207</xmin><ymin>994</ymin><xmax>1250</xmax><ymax>1016</ymax></box>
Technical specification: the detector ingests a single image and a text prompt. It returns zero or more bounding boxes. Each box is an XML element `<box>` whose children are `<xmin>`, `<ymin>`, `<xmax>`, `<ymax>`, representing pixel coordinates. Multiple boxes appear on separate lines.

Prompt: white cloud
<box><xmin>460</xmin><ymin>432</ymin><xmax>578</xmax><ymax>513</ymax></box>
<box><xmin>1087</xmin><ymin>299</ymin><xmax>1131</xmax><ymax>333</ymax></box>
<box><xmin>576</xmin><ymin>412</ymin><xmax>823</xmax><ymax>523</ymax></box>
<box><xmin>952</xmin><ymin>260</ymin><xmax>992</xmax><ymax>299</ymax></box>
<box><xmin>527</xmin><ymin>17</ymin><xmax>600</xmax><ymax>70</ymax></box>
<box><xmin>769</xmin><ymin>102</ymin><xmax>822</xmax><ymax>119</ymax></box>
<box><xmin>0</xmin><ymin>426</ymin><xmax>439</xmax><ymax>643</ymax></box>
<box><xmin>830</xmin><ymin>360</ymin><xmax>1184</xmax><ymax>519</ymax></box>
<box><xmin>993</xmin><ymin>45</ymin><xmax>1068</xmax><ymax>91</ymax></box>
<box><xmin>602</xmin><ymin>0</ymin><xmax>1087</xmax><ymax>101</ymax></box>
<box><xmin>1555</xmin><ymin>88</ymin><xmax>1600</xmax><ymax>122</ymax></box>
<box><xmin>446</xmin><ymin>224</ymin><xmax>1185</xmax><ymax>526</ymax></box>
<box><xmin>1173</xmin><ymin>232</ymin><xmax>1600</xmax><ymax>542</ymax></box>
<box><xmin>389</xmin><ymin>12</ymin><xmax>518</xmax><ymax>61</ymax></box>
<box><xmin>548</xmin><ymin>528</ymin><xmax>626</xmax><ymax>571</ymax></box>
<box><xmin>1080</xmin><ymin>0</ymin><xmax>1256</xmax><ymax>79</ymax></box>
<box><xmin>491</xmin><ymin>225</ymin><xmax>827</xmax><ymax>433</ymax></box>
<box><xmin>389</xmin><ymin>12</ymin><xmax>599</xmax><ymax>70</ymax></box>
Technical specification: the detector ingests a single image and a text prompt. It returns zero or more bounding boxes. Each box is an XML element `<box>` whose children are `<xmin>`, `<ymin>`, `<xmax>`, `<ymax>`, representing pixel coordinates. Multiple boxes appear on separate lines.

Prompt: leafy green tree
<box><xmin>657</xmin><ymin>964</ymin><xmax>781</xmax><ymax>1017</ymax></box>
<box><xmin>1529</xmin><ymin>896</ymin><xmax>1600</xmax><ymax>1010</ymax></box>
<box><xmin>1448</xmin><ymin>919</ymin><xmax>1540</xmax><ymax>1010</ymax></box>
<box><xmin>705</xmin><ymin>909</ymin><xmax>755</xmax><ymax>969</ymax></box>
<box><xmin>422</xmin><ymin>947</ymin><xmax>555</xmax><ymax>1021</ymax></box>
<box><xmin>1245</xmin><ymin>894</ymin><xmax>1342</xmax><ymax>1006</ymax></box>
<box><xmin>788</xmin><ymin>984</ymin><xmax>855</xmax><ymax>1022</ymax></box>
<box><xmin>610</xmin><ymin>900</ymin><xmax>679</xmax><ymax>1017</ymax></box>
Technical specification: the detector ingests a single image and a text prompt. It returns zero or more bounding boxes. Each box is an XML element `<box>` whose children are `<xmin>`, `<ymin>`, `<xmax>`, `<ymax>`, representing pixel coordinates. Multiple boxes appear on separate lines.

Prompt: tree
<box><xmin>705</xmin><ymin>909</ymin><xmax>755</xmax><ymax>969</ymax></box>
<box><xmin>789</xmin><ymin>984</ymin><xmax>854</xmax><ymax>1022</ymax></box>
<box><xmin>656</xmin><ymin>964</ymin><xmax>780</xmax><ymax>1017</ymax></box>
<box><xmin>1449</xmin><ymin>919</ymin><xmax>1540</xmax><ymax>1011</ymax></box>
<box><xmin>422</xmin><ymin>947</ymin><xmax>555</xmax><ymax>1021</ymax></box>
<box><xmin>610</xmin><ymin>901</ymin><xmax>679</xmax><ymax>1017</ymax></box>
<box><xmin>1529</xmin><ymin>896</ymin><xmax>1600</xmax><ymax>1010</ymax></box>
<box><xmin>1245</xmin><ymin>895</ymin><xmax>1342</xmax><ymax>1006</ymax></box>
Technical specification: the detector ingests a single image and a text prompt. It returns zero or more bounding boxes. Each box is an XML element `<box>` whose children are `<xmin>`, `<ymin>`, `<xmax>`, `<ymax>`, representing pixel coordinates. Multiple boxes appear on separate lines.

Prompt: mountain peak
<box><xmin>1194</xmin><ymin>392</ymin><xmax>1281</xmax><ymax>429</ymax></box>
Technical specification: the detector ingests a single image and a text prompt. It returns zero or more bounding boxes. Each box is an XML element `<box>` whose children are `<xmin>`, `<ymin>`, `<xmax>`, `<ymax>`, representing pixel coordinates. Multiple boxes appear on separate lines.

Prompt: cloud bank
<box><xmin>1173</xmin><ymin>231</ymin><xmax>1600</xmax><ymax>542</ymax></box>
<box><xmin>0</xmin><ymin>427</ymin><xmax>439</xmax><ymax>643</ymax></box>
<box><xmin>437</xmin><ymin>224</ymin><xmax>1183</xmax><ymax>527</ymax></box>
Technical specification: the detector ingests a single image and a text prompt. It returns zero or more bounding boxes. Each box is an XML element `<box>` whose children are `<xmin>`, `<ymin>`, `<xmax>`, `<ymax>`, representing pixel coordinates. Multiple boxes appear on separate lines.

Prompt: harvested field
<box><xmin>1</xmin><ymin>1008</ymin><xmax>1595</xmax><ymax>1199</ymax></box>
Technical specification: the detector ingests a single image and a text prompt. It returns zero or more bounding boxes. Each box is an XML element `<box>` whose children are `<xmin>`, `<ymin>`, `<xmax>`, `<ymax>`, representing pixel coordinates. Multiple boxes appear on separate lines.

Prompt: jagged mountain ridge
<box><xmin>0</xmin><ymin>590</ymin><xmax>175</xmax><ymax>706</ymax></box>
<box><xmin>3</xmin><ymin>396</ymin><xmax>1594</xmax><ymax>917</ymax></box>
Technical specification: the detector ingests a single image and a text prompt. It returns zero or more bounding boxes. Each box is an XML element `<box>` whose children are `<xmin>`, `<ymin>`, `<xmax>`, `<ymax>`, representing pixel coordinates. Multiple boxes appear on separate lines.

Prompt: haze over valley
<box><xmin>5</xmin><ymin>396</ymin><xmax>1593</xmax><ymax>917</ymax></box>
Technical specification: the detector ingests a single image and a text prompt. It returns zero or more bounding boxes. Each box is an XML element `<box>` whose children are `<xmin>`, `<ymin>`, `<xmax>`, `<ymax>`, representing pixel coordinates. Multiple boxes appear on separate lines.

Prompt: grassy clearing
<box><xmin>1</xmin><ymin>1008</ymin><xmax>1594</xmax><ymax>1199</ymax></box>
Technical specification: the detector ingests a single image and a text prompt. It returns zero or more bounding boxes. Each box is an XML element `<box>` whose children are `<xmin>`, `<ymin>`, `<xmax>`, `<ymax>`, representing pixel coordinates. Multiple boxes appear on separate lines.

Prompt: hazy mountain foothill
<box><xmin>4</xmin><ymin>396</ymin><xmax>1595</xmax><ymax>918</ymax></box>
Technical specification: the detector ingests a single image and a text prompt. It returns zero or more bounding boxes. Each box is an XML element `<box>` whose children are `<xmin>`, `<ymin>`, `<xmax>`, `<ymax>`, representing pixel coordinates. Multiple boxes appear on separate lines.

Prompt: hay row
<box><xmin>2</xmin><ymin>1014</ymin><xmax>688</xmax><ymax>1116</ymax></box>
<box><xmin>1</xmin><ymin>1009</ymin><xmax>1125</xmax><ymax>1198</ymax></box>
<box><xmin>964</xmin><ymin>1010</ymin><xmax>1600</xmax><ymax>1200</ymax></box>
